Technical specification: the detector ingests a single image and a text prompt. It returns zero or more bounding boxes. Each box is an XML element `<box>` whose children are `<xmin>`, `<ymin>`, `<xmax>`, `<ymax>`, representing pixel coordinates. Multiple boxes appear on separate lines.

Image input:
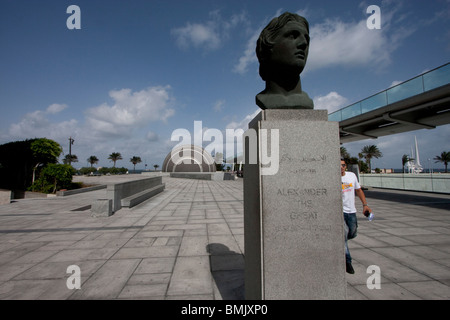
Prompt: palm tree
<box><xmin>340</xmin><ymin>146</ymin><xmax>350</xmax><ymax>161</ymax></box>
<box><xmin>130</xmin><ymin>156</ymin><xmax>142</xmax><ymax>172</ymax></box>
<box><xmin>153</xmin><ymin>164</ymin><xmax>159</xmax><ymax>171</ymax></box>
<box><xmin>434</xmin><ymin>151</ymin><xmax>450</xmax><ymax>173</ymax></box>
<box><xmin>108</xmin><ymin>152</ymin><xmax>122</xmax><ymax>168</ymax></box>
<box><xmin>360</xmin><ymin>145</ymin><xmax>383</xmax><ymax>173</ymax></box>
<box><xmin>87</xmin><ymin>155</ymin><xmax>99</xmax><ymax>168</ymax></box>
<box><xmin>63</xmin><ymin>154</ymin><xmax>78</xmax><ymax>165</ymax></box>
<box><xmin>401</xmin><ymin>154</ymin><xmax>414</xmax><ymax>173</ymax></box>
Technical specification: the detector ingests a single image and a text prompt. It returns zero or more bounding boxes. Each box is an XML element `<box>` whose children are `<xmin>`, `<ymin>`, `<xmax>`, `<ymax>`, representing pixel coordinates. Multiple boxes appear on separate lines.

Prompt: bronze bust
<box><xmin>256</xmin><ymin>12</ymin><xmax>314</xmax><ymax>110</ymax></box>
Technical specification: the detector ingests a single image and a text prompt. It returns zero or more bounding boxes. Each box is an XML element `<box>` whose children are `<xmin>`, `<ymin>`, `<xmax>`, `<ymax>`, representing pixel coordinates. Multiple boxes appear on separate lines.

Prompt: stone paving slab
<box><xmin>0</xmin><ymin>176</ymin><xmax>449</xmax><ymax>300</ymax></box>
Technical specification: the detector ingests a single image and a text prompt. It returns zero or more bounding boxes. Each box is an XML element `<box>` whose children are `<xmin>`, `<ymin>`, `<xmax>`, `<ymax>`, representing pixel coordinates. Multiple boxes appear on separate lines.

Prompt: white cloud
<box><xmin>3</xmin><ymin>86</ymin><xmax>176</xmax><ymax>167</ymax></box>
<box><xmin>172</xmin><ymin>10</ymin><xmax>247</xmax><ymax>51</ymax></box>
<box><xmin>233</xmin><ymin>30</ymin><xmax>260</xmax><ymax>74</ymax></box>
<box><xmin>313</xmin><ymin>92</ymin><xmax>348</xmax><ymax>113</ymax></box>
<box><xmin>307</xmin><ymin>19</ymin><xmax>390</xmax><ymax>71</ymax></box>
<box><xmin>46</xmin><ymin>103</ymin><xmax>68</xmax><ymax>114</ymax></box>
<box><xmin>85</xmin><ymin>86</ymin><xmax>174</xmax><ymax>138</ymax></box>
<box><xmin>7</xmin><ymin>104</ymin><xmax>78</xmax><ymax>142</ymax></box>
<box><xmin>172</xmin><ymin>22</ymin><xmax>221</xmax><ymax>50</ymax></box>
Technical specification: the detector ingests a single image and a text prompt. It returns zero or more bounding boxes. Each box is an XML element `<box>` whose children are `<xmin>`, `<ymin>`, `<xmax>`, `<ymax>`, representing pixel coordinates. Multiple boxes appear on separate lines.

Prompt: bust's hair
<box><xmin>256</xmin><ymin>12</ymin><xmax>309</xmax><ymax>81</ymax></box>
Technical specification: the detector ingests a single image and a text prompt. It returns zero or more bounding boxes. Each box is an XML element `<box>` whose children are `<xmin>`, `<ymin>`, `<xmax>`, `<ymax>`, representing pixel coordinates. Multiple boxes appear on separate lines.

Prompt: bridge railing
<box><xmin>329</xmin><ymin>62</ymin><xmax>450</xmax><ymax>122</ymax></box>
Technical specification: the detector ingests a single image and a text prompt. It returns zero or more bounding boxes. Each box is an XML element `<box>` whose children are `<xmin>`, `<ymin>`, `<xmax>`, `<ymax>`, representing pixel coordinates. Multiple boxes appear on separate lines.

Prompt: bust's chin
<box><xmin>256</xmin><ymin>91</ymin><xmax>314</xmax><ymax>110</ymax></box>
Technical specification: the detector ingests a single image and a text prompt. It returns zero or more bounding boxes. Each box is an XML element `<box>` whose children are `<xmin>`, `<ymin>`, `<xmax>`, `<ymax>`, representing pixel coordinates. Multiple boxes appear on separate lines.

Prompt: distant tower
<box><xmin>414</xmin><ymin>136</ymin><xmax>422</xmax><ymax>173</ymax></box>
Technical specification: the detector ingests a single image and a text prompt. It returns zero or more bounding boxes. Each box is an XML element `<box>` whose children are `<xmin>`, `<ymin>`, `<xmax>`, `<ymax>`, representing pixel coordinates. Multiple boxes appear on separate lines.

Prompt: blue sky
<box><xmin>1</xmin><ymin>0</ymin><xmax>449</xmax><ymax>171</ymax></box>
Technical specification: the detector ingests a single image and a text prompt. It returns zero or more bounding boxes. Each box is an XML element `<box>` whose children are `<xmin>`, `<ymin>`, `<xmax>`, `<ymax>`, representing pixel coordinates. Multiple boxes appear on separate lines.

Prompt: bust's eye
<box><xmin>287</xmin><ymin>31</ymin><xmax>299</xmax><ymax>39</ymax></box>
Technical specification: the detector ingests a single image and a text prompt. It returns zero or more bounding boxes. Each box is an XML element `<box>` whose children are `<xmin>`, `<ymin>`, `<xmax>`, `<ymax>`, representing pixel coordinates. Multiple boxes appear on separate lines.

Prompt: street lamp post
<box><xmin>68</xmin><ymin>137</ymin><xmax>75</xmax><ymax>165</ymax></box>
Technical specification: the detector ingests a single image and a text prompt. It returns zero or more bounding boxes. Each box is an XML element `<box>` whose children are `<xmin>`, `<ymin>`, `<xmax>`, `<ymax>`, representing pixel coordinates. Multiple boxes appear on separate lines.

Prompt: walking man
<box><xmin>341</xmin><ymin>159</ymin><xmax>371</xmax><ymax>274</ymax></box>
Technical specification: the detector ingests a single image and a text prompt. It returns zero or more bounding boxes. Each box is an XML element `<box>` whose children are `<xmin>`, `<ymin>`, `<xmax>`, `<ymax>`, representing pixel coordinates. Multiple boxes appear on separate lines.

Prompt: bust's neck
<box><xmin>264</xmin><ymin>75</ymin><xmax>302</xmax><ymax>95</ymax></box>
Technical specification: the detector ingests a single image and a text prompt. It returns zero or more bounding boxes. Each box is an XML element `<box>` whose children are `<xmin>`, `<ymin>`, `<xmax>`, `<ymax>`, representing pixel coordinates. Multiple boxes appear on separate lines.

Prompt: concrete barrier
<box><xmin>360</xmin><ymin>173</ymin><xmax>450</xmax><ymax>194</ymax></box>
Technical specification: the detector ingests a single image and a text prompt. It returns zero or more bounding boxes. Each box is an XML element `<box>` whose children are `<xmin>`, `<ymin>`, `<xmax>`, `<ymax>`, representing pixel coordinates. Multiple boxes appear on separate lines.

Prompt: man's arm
<box><xmin>355</xmin><ymin>188</ymin><xmax>371</xmax><ymax>213</ymax></box>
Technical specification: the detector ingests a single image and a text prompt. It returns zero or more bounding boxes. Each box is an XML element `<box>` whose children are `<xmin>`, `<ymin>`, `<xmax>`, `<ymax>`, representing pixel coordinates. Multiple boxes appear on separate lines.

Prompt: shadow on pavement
<box><xmin>207</xmin><ymin>243</ymin><xmax>245</xmax><ymax>300</ymax></box>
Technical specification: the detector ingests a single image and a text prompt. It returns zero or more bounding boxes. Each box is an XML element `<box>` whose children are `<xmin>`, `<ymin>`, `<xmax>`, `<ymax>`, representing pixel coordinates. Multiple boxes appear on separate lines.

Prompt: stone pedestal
<box><xmin>243</xmin><ymin>110</ymin><xmax>346</xmax><ymax>300</ymax></box>
<box><xmin>0</xmin><ymin>189</ymin><xmax>11</xmax><ymax>205</ymax></box>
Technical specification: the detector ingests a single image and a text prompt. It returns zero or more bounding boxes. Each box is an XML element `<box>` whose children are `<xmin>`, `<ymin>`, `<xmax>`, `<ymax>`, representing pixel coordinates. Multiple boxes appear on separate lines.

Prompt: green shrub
<box><xmin>98</xmin><ymin>167</ymin><xmax>128</xmax><ymax>175</ymax></box>
<box><xmin>30</xmin><ymin>164</ymin><xmax>75</xmax><ymax>193</ymax></box>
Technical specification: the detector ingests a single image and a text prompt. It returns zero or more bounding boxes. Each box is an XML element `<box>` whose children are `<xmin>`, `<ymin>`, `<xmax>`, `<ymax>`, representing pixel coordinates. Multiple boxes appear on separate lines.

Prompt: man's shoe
<box><xmin>346</xmin><ymin>262</ymin><xmax>355</xmax><ymax>274</ymax></box>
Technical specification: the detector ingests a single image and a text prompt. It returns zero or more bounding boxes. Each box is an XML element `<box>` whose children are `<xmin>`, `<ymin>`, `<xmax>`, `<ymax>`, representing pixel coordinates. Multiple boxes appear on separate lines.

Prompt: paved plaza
<box><xmin>0</xmin><ymin>175</ymin><xmax>449</xmax><ymax>300</ymax></box>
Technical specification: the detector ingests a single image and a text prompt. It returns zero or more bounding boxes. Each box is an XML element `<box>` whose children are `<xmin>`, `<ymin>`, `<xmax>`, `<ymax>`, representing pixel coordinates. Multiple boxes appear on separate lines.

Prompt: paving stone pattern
<box><xmin>0</xmin><ymin>177</ymin><xmax>449</xmax><ymax>300</ymax></box>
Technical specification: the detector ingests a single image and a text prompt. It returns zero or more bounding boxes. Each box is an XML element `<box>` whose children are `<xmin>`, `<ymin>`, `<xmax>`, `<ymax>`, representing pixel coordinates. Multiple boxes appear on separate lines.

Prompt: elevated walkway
<box><xmin>329</xmin><ymin>63</ymin><xmax>450</xmax><ymax>143</ymax></box>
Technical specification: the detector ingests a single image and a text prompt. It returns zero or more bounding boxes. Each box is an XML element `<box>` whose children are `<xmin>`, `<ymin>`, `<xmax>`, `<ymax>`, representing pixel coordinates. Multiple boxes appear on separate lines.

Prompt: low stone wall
<box><xmin>57</xmin><ymin>184</ymin><xmax>106</xmax><ymax>196</ymax></box>
<box><xmin>170</xmin><ymin>172</ymin><xmax>225</xmax><ymax>181</ymax></box>
<box><xmin>360</xmin><ymin>173</ymin><xmax>450</xmax><ymax>194</ymax></box>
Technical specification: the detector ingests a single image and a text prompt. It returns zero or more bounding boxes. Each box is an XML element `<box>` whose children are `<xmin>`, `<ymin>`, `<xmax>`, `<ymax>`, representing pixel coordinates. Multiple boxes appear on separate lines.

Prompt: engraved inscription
<box><xmin>281</xmin><ymin>152</ymin><xmax>327</xmax><ymax>175</ymax></box>
<box><xmin>277</xmin><ymin>188</ymin><xmax>327</xmax><ymax>196</ymax></box>
<box><xmin>281</xmin><ymin>154</ymin><xmax>327</xmax><ymax>164</ymax></box>
<box><xmin>290</xmin><ymin>211</ymin><xmax>317</xmax><ymax>220</ymax></box>
<box><xmin>298</xmin><ymin>200</ymin><xmax>313</xmax><ymax>208</ymax></box>
<box><xmin>275</xmin><ymin>224</ymin><xmax>332</xmax><ymax>232</ymax></box>
<box><xmin>291</xmin><ymin>168</ymin><xmax>317</xmax><ymax>174</ymax></box>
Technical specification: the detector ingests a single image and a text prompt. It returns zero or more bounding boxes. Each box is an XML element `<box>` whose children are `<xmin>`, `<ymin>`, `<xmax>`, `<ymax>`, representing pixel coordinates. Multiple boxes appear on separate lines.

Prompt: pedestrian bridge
<box><xmin>329</xmin><ymin>63</ymin><xmax>450</xmax><ymax>143</ymax></box>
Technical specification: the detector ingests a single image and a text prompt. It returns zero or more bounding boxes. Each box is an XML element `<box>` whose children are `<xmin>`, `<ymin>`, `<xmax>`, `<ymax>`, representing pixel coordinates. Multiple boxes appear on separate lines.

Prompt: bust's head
<box><xmin>256</xmin><ymin>12</ymin><xmax>310</xmax><ymax>81</ymax></box>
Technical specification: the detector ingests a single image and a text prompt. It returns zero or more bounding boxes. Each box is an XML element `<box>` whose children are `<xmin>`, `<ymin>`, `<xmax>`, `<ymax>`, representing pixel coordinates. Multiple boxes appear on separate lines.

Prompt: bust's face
<box><xmin>269</xmin><ymin>21</ymin><xmax>310</xmax><ymax>73</ymax></box>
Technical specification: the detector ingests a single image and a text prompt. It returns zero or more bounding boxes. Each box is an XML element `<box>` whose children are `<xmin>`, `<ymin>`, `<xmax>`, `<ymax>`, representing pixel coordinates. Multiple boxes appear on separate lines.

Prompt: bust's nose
<box><xmin>296</xmin><ymin>35</ymin><xmax>309</xmax><ymax>49</ymax></box>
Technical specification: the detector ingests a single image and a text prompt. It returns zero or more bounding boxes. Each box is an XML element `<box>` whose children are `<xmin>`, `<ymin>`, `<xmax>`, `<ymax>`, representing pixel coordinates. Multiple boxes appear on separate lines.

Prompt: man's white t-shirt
<box><xmin>341</xmin><ymin>171</ymin><xmax>361</xmax><ymax>213</ymax></box>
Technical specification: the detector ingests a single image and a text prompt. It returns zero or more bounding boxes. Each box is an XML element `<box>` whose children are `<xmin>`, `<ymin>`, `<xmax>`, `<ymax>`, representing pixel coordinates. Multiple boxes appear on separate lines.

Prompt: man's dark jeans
<box><xmin>344</xmin><ymin>212</ymin><xmax>358</xmax><ymax>263</ymax></box>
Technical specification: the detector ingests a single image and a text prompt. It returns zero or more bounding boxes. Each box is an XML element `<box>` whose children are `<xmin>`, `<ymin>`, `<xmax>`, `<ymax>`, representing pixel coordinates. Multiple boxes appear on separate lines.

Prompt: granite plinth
<box><xmin>244</xmin><ymin>109</ymin><xmax>346</xmax><ymax>300</ymax></box>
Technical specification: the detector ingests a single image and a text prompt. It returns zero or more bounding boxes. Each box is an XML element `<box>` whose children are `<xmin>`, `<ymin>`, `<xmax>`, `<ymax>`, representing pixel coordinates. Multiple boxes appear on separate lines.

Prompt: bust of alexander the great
<box><xmin>256</xmin><ymin>12</ymin><xmax>314</xmax><ymax>110</ymax></box>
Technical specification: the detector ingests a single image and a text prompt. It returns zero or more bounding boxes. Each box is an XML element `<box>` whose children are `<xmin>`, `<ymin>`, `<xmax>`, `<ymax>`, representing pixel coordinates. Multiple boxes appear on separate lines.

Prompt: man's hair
<box><xmin>256</xmin><ymin>12</ymin><xmax>309</xmax><ymax>81</ymax></box>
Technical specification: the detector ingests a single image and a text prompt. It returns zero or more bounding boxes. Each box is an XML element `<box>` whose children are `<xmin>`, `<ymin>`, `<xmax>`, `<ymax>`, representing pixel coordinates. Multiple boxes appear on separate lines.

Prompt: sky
<box><xmin>1</xmin><ymin>0</ymin><xmax>449</xmax><ymax>171</ymax></box>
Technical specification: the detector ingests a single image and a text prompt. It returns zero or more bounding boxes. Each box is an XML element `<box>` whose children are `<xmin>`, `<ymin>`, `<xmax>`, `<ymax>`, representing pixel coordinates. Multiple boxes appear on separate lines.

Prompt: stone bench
<box><xmin>121</xmin><ymin>184</ymin><xmax>165</xmax><ymax>208</ymax></box>
<box><xmin>91</xmin><ymin>176</ymin><xmax>165</xmax><ymax>216</ymax></box>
